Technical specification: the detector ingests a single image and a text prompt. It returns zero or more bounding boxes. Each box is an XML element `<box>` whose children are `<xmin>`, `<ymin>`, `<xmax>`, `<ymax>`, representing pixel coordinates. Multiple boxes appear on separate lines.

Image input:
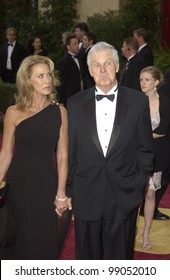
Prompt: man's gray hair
<box><xmin>6</xmin><ymin>27</ymin><xmax>17</xmax><ymax>35</ymax></box>
<box><xmin>87</xmin><ymin>41</ymin><xmax>119</xmax><ymax>67</ymax></box>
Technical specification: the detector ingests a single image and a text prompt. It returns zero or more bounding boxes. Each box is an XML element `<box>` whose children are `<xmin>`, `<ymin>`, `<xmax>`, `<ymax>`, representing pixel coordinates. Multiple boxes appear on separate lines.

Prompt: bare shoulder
<box><xmin>5</xmin><ymin>105</ymin><xmax>18</xmax><ymax>118</ymax></box>
<box><xmin>5</xmin><ymin>105</ymin><xmax>21</xmax><ymax>125</ymax></box>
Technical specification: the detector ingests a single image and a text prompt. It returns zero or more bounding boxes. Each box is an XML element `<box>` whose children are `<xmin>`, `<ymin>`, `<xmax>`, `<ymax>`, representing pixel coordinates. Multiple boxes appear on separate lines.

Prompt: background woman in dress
<box><xmin>26</xmin><ymin>36</ymin><xmax>48</xmax><ymax>56</ymax></box>
<box><xmin>0</xmin><ymin>55</ymin><xmax>69</xmax><ymax>259</ymax></box>
<box><xmin>140</xmin><ymin>66</ymin><xmax>170</xmax><ymax>250</ymax></box>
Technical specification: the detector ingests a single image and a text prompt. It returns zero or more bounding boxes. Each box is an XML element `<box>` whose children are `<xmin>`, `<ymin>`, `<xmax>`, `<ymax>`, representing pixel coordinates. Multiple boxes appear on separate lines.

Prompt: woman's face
<box><xmin>32</xmin><ymin>38</ymin><xmax>42</xmax><ymax>50</ymax></box>
<box><xmin>29</xmin><ymin>63</ymin><xmax>52</xmax><ymax>97</ymax></box>
<box><xmin>140</xmin><ymin>72</ymin><xmax>159</xmax><ymax>94</ymax></box>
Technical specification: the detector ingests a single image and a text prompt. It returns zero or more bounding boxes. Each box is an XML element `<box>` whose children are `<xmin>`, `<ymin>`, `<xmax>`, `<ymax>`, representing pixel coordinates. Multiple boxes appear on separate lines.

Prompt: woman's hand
<box><xmin>54</xmin><ymin>195</ymin><xmax>68</xmax><ymax>217</ymax></box>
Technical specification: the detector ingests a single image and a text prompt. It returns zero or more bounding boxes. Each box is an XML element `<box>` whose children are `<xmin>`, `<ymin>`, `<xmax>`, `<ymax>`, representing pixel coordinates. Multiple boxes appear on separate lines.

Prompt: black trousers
<box><xmin>155</xmin><ymin>182</ymin><xmax>168</xmax><ymax>210</ymax></box>
<box><xmin>74</xmin><ymin>205</ymin><xmax>138</xmax><ymax>260</ymax></box>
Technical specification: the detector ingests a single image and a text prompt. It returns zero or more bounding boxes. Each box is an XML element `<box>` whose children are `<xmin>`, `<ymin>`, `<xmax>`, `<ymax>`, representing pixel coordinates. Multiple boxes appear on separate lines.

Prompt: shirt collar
<box><xmin>68</xmin><ymin>51</ymin><xmax>77</xmax><ymax>57</ymax></box>
<box><xmin>128</xmin><ymin>54</ymin><xmax>136</xmax><ymax>60</ymax></box>
<box><xmin>138</xmin><ymin>43</ymin><xmax>147</xmax><ymax>52</ymax></box>
<box><xmin>95</xmin><ymin>82</ymin><xmax>118</xmax><ymax>97</ymax></box>
<box><xmin>8</xmin><ymin>40</ymin><xmax>16</xmax><ymax>47</ymax></box>
<box><xmin>85</xmin><ymin>45</ymin><xmax>93</xmax><ymax>53</ymax></box>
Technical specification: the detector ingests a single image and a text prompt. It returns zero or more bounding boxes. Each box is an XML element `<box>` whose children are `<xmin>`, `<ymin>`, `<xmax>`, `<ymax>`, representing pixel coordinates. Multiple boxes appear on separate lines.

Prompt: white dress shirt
<box><xmin>6</xmin><ymin>41</ymin><xmax>16</xmax><ymax>70</ymax></box>
<box><xmin>95</xmin><ymin>83</ymin><xmax>118</xmax><ymax>156</ymax></box>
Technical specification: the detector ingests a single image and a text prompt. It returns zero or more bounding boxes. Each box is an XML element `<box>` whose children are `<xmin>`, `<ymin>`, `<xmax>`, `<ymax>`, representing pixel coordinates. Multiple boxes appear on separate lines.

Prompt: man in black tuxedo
<box><xmin>0</xmin><ymin>27</ymin><xmax>27</xmax><ymax>83</ymax></box>
<box><xmin>57</xmin><ymin>34</ymin><xmax>85</xmax><ymax>107</ymax></box>
<box><xmin>81</xmin><ymin>32</ymin><xmax>97</xmax><ymax>89</ymax></box>
<box><xmin>66</xmin><ymin>42</ymin><xmax>154</xmax><ymax>260</ymax></box>
<box><xmin>73</xmin><ymin>22</ymin><xmax>89</xmax><ymax>59</ymax></box>
<box><xmin>119</xmin><ymin>37</ymin><xmax>147</xmax><ymax>91</ymax></box>
<box><xmin>133</xmin><ymin>28</ymin><xmax>154</xmax><ymax>66</ymax></box>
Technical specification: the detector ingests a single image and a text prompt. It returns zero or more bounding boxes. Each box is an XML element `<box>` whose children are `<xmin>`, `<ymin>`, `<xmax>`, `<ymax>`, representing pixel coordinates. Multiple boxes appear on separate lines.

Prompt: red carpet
<box><xmin>59</xmin><ymin>221</ymin><xmax>170</xmax><ymax>260</ymax></box>
<box><xmin>59</xmin><ymin>184</ymin><xmax>170</xmax><ymax>260</ymax></box>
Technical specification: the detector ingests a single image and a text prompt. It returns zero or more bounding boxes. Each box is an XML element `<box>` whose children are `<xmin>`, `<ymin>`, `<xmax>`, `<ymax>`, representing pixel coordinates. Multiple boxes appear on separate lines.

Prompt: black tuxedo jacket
<box><xmin>57</xmin><ymin>53</ymin><xmax>84</xmax><ymax>106</ymax></box>
<box><xmin>67</xmin><ymin>86</ymin><xmax>154</xmax><ymax>221</ymax></box>
<box><xmin>152</xmin><ymin>94</ymin><xmax>170</xmax><ymax>172</ymax></box>
<box><xmin>138</xmin><ymin>44</ymin><xmax>154</xmax><ymax>66</ymax></box>
<box><xmin>81</xmin><ymin>47</ymin><xmax>95</xmax><ymax>89</ymax></box>
<box><xmin>119</xmin><ymin>54</ymin><xmax>147</xmax><ymax>91</ymax></box>
<box><xmin>0</xmin><ymin>42</ymin><xmax>27</xmax><ymax>76</ymax></box>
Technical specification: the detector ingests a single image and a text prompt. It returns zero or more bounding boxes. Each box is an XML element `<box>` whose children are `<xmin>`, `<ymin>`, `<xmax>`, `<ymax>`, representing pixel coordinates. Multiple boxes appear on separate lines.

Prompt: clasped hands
<box><xmin>54</xmin><ymin>195</ymin><xmax>72</xmax><ymax>217</ymax></box>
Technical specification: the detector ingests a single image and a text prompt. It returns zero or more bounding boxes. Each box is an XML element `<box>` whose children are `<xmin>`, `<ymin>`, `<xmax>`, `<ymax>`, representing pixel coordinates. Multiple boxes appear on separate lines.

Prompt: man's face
<box><xmin>6</xmin><ymin>30</ymin><xmax>16</xmax><ymax>43</ymax></box>
<box><xmin>74</xmin><ymin>27</ymin><xmax>84</xmax><ymax>40</ymax></box>
<box><xmin>133</xmin><ymin>33</ymin><xmax>140</xmax><ymax>44</ymax></box>
<box><xmin>121</xmin><ymin>42</ymin><xmax>129</xmax><ymax>59</ymax></box>
<box><xmin>83</xmin><ymin>35</ymin><xmax>92</xmax><ymax>49</ymax></box>
<box><xmin>67</xmin><ymin>38</ymin><xmax>79</xmax><ymax>55</ymax></box>
<box><xmin>89</xmin><ymin>49</ymin><xmax>119</xmax><ymax>92</ymax></box>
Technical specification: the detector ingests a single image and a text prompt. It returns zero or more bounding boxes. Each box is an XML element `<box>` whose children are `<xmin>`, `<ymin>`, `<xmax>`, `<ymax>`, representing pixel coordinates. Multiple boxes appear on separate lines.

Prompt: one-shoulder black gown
<box><xmin>6</xmin><ymin>104</ymin><xmax>62</xmax><ymax>259</ymax></box>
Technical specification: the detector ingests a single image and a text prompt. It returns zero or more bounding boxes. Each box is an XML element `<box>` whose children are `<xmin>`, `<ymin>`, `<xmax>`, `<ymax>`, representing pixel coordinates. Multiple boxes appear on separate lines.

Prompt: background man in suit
<box><xmin>57</xmin><ymin>34</ymin><xmax>85</xmax><ymax>107</ymax></box>
<box><xmin>73</xmin><ymin>22</ymin><xmax>89</xmax><ymax>59</ymax></box>
<box><xmin>0</xmin><ymin>27</ymin><xmax>27</xmax><ymax>83</ymax></box>
<box><xmin>61</xmin><ymin>31</ymin><xmax>73</xmax><ymax>57</ymax></box>
<box><xmin>119</xmin><ymin>37</ymin><xmax>147</xmax><ymax>91</ymax></box>
<box><xmin>81</xmin><ymin>32</ymin><xmax>97</xmax><ymax>89</ymax></box>
<box><xmin>66</xmin><ymin>42</ymin><xmax>154</xmax><ymax>260</ymax></box>
<box><xmin>133</xmin><ymin>28</ymin><xmax>154</xmax><ymax>66</ymax></box>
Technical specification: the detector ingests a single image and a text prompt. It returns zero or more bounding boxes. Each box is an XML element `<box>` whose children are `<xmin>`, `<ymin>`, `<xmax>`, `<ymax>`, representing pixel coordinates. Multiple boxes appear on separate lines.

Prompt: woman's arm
<box><xmin>0</xmin><ymin>106</ymin><xmax>17</xmax><ymax>183</ymax></box>
<box><xmin>54</xmin><ymin>105</ymin><xmax>69</xmax><ymax>216</ymax></box>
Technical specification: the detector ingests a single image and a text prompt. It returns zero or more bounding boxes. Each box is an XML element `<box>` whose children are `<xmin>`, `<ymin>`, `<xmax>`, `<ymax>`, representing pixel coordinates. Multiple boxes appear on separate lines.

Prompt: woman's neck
<box><xmin>145</xmin><ymin>89</ymin><xmax>159</xmax><ymax>100</ymax></box>
<box><xmin>31</xmin><ymin>98</ymin><xmax>50</xmax><ymax>112</ymax></box>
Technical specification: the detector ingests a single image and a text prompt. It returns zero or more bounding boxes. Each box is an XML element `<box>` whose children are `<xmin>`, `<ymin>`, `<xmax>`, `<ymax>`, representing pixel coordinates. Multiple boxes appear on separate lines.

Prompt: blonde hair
<box><xmin>15</xmin><ymin>55</ymin><xmax>59</xmax><ymax>111</ymax></box>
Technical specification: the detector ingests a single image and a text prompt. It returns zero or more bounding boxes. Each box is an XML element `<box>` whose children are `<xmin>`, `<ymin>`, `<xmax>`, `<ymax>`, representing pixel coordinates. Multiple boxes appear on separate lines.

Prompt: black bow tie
<box><xmin>96</xmin><ymin>94</ymin><xmax>115</xmax><ymax>102</ymax></box>
<box><xmin>8</xmin><ymin>43</ymin><xmax>13</xmax><ymax>46</ymax></box>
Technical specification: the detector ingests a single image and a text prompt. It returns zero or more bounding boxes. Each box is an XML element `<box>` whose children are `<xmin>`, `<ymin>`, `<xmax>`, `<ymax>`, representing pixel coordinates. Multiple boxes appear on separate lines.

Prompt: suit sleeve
<box><xmin>66</xmin><ymin>99</ymin><xmax>78</xmax><ymax>197</ymax></box>
<box><xmin>153</xmin><ymin>95</ymin><xmax>170</xmax><ymax>135</ymax></box>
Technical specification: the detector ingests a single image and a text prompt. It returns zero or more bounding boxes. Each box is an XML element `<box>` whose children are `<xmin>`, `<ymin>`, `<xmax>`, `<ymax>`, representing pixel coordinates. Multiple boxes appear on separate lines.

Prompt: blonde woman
<box><xmin>0</xmin><ymin>55</ymin><xmax>69</xmax><ymax>259</ymax></box>
<box><xmin>140</xmin><ymin>66</ymin><xmax>170</xmax><ymax>250</ymax></box>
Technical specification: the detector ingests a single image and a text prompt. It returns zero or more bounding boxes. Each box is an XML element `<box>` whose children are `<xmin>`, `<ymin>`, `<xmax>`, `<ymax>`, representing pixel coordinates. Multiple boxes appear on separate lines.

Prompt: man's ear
<box><xmin>89</xmin><ymin>67</ymin><xmax>93</xmax><ymax>77</ymax></box>
<box><xmin>116</xmin><ymin>63</ymin><xmax>120</xmax><ymax>73</ymax></box>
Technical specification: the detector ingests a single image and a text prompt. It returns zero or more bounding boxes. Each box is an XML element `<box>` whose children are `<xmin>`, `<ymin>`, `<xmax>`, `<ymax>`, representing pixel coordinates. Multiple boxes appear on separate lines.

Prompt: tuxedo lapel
<box><xmin>107</xmin><ymin>89</ymin><xmax>129</xmax><ymax>156</ymax></box>
<box><xmin>4</xmin><ymin>44</ymin><xmax>8</xmax><ymax>56</ymax></box>
<box><xmin>84</xmin><ymin>90</ymin><xmax>103</xmax><ymax>155</ymax></box>
<box><xmin>84</xmin><ymin>87</ymin><xmax>129</xmax><ymax>157</ymax></box>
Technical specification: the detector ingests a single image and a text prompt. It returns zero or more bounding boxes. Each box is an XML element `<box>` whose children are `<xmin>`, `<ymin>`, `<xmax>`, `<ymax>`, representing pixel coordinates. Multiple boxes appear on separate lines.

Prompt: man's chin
<box><xmin>97</xmin><ymin>81</ymin><xmax>113</xmax><ymax>87</ymax></box>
